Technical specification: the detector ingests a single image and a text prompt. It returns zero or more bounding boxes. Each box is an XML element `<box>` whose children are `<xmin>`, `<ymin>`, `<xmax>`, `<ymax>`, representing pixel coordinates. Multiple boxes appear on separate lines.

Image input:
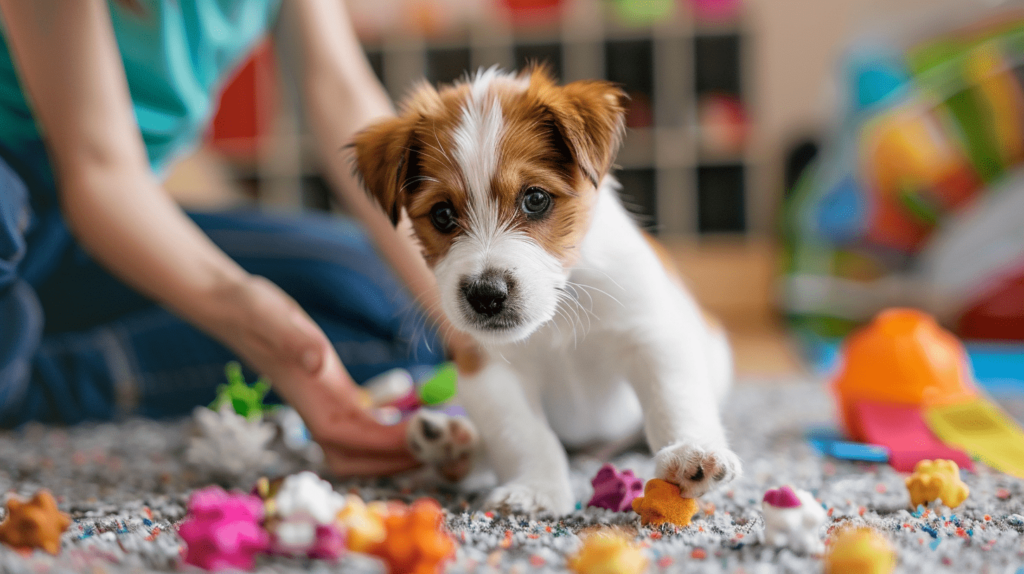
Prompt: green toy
<box><xmin>209</xmin><ymin>362</ymin><xmax>273</xmax><ymax>421</ymax></box>
<box><xmin>417</xmin><ymin>363</ymin><xmax>458</xmax><ymax>406</ymax></box>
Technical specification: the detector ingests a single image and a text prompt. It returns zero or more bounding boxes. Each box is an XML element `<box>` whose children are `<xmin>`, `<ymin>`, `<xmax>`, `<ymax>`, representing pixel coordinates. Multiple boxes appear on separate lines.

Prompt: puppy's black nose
<box><xmin>462</xmin><ymin>274</ymin><xmax>508</xmax><ymax>318</ymax></box>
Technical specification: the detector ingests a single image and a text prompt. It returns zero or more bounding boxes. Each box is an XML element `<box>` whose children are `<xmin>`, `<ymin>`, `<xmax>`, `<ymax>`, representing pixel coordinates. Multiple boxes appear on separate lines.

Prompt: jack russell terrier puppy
<box><xmin>353</xmin><ymin>66</ymin><xmax>740</xmax><ymax>515</ymax></box>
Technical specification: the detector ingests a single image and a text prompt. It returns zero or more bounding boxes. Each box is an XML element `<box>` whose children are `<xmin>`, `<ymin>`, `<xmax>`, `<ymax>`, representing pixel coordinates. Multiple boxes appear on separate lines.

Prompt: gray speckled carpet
<box><xmin>1</xmin><ymin>380</ymin><xmax>1024</xmax><ymax>574</ymax></box>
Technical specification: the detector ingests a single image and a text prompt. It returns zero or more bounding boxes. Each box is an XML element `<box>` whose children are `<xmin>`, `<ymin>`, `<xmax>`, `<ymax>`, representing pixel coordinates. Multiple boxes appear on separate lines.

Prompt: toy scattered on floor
<box><xmin>336</xmin><ymin>494</ymin><xmax>387</xmax><ymax>553</ymax></box>
<box><xmin>364</xmin><ymin>368</ymin><xmax>415</xmax><ymax>406</ymax></box>
<box><xmin>365</xmin><ymin>498</ymin><xmax>455</xmax><ymax>574</ymax></box>
<box><xmin>905</xmin><ymin>459</ymin><xmax>970</xmax><ymax>509</ymax></box>
<box><xmin>630</xmin><ymin>479</ymin><xmax>699</xmax><ymax>527</ymax></box>
<box><xmin>587</xmin><ymin>463</ymin><xmax>644</xmax><ymax>512</ymax></box>
<box><xmin>186</xmin><ymin>404</ymin><xmax>278</xmax><ymax>481</ymax></box>
<box><xmin>0</xmin><ymin>490</ymin><xmax>71</xmax><ymax>555</ymax></box>
<box><xmin>178</xmin><ymin>486</ymin><xmax>269</xmax><ymax>571</ymax></box>
<box><xmin>567</xmin><ymin>530</ymin><xmax>648</xmax><ymax>574</ymax></box>
<box><xmin>418</xmin><ymin>362</ymin><xmax>458</xmax><ymax>406</ymax></box>
<box><xmin>270</xmin><ymin>406</ymin><xmax>324</xmax><ymax>463</ymax></box>
<box><xmin>831</xmin><ymin>309</ymin><xmax>1024</xmax><ymax>478</ymax></box>
<box><xmin>211</xmin><ymin>362</ymin><xmax>273</xmax><ymax>421</ymax></box>
<box><xmin>805</xmin><ymin>427</ymin><xmax>890</xmax><ymax>463</ymax></box>
<box><xmin>831</xmin><ymin>309</ymin><xmax>976</xmax><ymax>471</ymax></box>
<box><xmin>824</xmin><ymin>527</ymin><xmax>896</xmax><ymax>574</ymax></box>
<box><xmin>264</xmin><ymin>471</ymin><xmax>347</xmax><ymax>559</ymax></box>
<box><xmin>760</xmin><ymin>485</ymin><xmax>827</xmax><ymax>554</ymax></box>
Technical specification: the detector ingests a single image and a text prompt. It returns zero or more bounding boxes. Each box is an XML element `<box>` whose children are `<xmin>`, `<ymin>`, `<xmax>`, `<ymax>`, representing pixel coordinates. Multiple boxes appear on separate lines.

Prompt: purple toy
<box><xmin>587</xmin><ymin>463</ymin><xmax>644</xmax><ymax>512</ymax></box>
<box><xmin>178</xmin><ymin>486</ymin><xmax>269</xmax><ymax>571</ymax></box>
<box><xmin>307</xmin><ymin>525</ymin><xmax>346</xmax><ymax>560</ymax></box>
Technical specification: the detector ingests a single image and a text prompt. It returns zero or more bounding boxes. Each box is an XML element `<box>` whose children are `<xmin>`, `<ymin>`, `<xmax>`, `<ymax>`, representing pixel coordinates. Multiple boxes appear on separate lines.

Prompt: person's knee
<box><xmin>0</xmin><ymin>158</ymin><xmax>31</xmax><ymax>290</ymax></box>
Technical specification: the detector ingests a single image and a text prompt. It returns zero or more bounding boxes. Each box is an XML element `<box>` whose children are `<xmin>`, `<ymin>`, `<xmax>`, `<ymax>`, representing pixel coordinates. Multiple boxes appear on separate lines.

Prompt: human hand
<box><xmin>217</xmin><ymin>276</ymin><xmax>420</xmax><ymax>476</ymax></box>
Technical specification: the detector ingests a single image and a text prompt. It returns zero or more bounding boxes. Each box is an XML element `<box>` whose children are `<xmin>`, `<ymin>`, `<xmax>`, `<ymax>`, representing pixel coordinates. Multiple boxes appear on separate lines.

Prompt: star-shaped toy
<box><xmin>0</xmin><ymin>490</ymin><xmax>72</xmax><ymax>555</ymax></box>
<box><xmin>630</xmin><ymin>479</ymin><xmax>698</xmax><ymax>527</ymax></box>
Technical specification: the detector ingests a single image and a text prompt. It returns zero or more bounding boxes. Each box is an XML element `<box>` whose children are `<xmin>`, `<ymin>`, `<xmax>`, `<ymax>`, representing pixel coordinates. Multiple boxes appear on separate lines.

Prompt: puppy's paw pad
<box><xmin>483</xmin><ymin>482</ymin><xmax>574</xmax><ymax>517</ymax></box>
<box><xmin>406</xmin><ymin>410</ymin><xmax>479</xmax><ymax>481</ymax></box>
<box><xmin>654</xmin><ymin>442</ymin><xmax>741</xmax><ymax>498</ymax></box>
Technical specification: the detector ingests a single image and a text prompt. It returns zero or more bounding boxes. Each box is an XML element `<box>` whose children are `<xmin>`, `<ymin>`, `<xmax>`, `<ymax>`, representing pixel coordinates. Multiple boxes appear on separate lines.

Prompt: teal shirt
<box><xmin>0</xmin><ymin>0</ymin><xmax>280</xmax><ymax>188</ymax></box>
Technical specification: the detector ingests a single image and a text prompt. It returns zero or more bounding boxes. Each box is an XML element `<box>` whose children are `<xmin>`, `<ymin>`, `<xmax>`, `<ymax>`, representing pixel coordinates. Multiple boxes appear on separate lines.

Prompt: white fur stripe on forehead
<box><xmin>451</xmin><ymin>68</ymin><xmax>530</xmax><ymax>212</ymax></box>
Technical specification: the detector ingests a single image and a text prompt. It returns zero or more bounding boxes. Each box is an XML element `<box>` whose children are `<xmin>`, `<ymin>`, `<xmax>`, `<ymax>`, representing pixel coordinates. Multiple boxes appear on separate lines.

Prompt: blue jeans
<box><xmin>0</xmin><ymin>152</ymin><xmax>442</xmax><ymax>426</ymax></box>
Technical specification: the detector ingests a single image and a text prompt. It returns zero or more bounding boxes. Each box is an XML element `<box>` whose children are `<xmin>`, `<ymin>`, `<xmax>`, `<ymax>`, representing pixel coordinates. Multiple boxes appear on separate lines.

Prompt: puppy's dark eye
<box><xmin>521</xmin><ymin>187</ymin><xmax>551</xmax><ymax>217</ymax></box>
<box><xmin>429</xmin><ymin>202</ymin><xmax>458</xmax><ymax>233</ymax></box>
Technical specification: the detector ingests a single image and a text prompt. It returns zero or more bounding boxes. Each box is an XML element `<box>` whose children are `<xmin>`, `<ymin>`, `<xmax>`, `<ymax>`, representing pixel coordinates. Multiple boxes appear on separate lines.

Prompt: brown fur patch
<box><xmin>352</xmin><ymin>67</ymin><xmax>627</xmax><ymax>267</ymax></box>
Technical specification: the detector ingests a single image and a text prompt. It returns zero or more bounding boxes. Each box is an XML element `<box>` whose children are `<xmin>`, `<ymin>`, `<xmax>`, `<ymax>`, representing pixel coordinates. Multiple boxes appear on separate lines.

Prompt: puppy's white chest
<box><xmin>503</xmin><ymin>324</ymin><xmax>643</xmax><ymax>448</ymax></box>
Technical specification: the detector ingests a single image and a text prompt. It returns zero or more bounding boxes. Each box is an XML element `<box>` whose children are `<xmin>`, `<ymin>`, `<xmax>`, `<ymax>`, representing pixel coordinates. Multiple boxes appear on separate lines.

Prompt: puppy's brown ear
<box><xmin>542</xmin><ymin>78</ymin><xmax>628</xmax><ymax>186</ymax></box>
<box><xmin>352</xmin><ymin>115</ymin><xmax>419</xmax><ymax>225</ymax></box>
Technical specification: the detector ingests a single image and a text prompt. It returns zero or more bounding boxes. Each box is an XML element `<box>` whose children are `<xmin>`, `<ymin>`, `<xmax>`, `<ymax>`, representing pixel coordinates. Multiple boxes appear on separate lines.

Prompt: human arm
<box><xmin>277</xmin><ymin>0</ymin><xmax>483</xmax><ymax>374</ymax></box>
<box><xmin>0</xmin><ymin>0</ymin><xmax>418</xmax><ymax>474</ymax></box>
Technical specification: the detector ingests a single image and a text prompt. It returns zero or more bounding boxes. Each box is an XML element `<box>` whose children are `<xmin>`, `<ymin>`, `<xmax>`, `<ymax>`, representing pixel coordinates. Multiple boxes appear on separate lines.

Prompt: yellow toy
<box><xmin>905</xmin><ymin>459</ymin><xmax>969</xmax><ymax>508</ymax></box>
<box><xmin>336</xmin><ymin>494</ymin><xmax>387</xmax><ymax>553</ymax></box>
<box><xmin>630</xmin><ymin>479</ymin><xmax>699</xmax><ymax>527</ymax></box>
<box><xmin>825</xmin><ymin>527</ymin><xmax>896</xmax><ymax>574</ymax></box>
<box><xmin>567</xmin><ymin>531</ymin><xmax>647</xmax><ymax>574</ymax></box>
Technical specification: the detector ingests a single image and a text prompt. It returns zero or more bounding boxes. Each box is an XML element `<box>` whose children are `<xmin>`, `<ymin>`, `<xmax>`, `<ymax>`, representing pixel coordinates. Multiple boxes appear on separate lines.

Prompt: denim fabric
<box><xmin>0</xmin><ymin>155</ymin><xmax>442</xmax><ymax>427</ymax></box>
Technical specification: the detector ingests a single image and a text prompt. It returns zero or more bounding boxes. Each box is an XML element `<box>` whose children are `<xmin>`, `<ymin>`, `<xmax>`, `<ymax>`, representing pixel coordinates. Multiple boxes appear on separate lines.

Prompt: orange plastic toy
<box><xmin>824</xmin><ymin>527</ymin><xmax>895</xmax><ymax>574</ymax></box>
<box><xmin>630</xmin><ymin>479</ymin><xmax>699</xmax><ymax>527</ymax></box>
<box><xmin>365</xmin><ymin>498</ymin><xmax>455</xmax><ymax>574</ymax></box>
<box><xmin>832</xmin><ymin>308</ymin><xmax>977</xmax><ymax>442</ymax></box>
<box><xmin>0</xmin><ymin>490</ymin><xmax>72</xmax><ymax>555</ymax></box>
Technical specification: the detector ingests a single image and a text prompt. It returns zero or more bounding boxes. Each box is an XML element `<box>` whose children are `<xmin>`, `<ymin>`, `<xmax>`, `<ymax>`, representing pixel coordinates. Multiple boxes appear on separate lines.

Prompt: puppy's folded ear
<box><xmin>538</xmin><ymin>75</ymin><xmax>628</xmax><ymax>186</ymax></box>
<box><xmin>352</xmin><ymin>115</ymin><xmax>419</xmax><ymax>225</ymax></box>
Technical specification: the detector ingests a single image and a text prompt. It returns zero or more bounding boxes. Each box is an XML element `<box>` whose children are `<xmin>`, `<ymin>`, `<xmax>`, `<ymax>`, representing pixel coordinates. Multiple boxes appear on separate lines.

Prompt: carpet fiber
<box><xmin>1</xmin><ymin>381</ymin><xmax>1023</xmax><ymax>573</ymax></box>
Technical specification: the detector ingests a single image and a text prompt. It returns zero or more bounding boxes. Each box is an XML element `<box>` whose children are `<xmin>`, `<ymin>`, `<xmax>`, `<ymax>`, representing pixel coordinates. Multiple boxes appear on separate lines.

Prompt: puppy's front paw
<box><xmin>483</xmin><ymin>481</ymin><xmax>575</xmax><ymax>517</ymax></box>
<box><xmin>654</xmin><ymin>441</ymin><xmax>741</xmax><ymax>498</ymax></box>
<box><xmin>407</xmin><ymin>410</ymin><xmax>479</xmax><ymax>482</ymax></box>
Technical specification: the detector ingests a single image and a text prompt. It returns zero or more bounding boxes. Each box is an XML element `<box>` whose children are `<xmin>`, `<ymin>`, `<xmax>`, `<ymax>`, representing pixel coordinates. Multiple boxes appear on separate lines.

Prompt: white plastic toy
<box><xmin>268</xmin><ymin>471</ymin><xmax>346</xmax><ymax>555</ymax></box>
<box><xmin>186</xmin><ymin>404</ymin><xmax>278</xmax><ymax>480</ymax></box>
<box><xmin>761</xmin><ymin>485</ymin><xmax>827</xmax><ymax>554</ymax></box>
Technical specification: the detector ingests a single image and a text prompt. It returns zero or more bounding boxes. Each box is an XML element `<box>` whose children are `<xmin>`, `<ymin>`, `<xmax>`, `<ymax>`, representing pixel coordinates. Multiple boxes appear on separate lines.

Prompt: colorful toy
<box><xmin>0</xmin><ymin>490</ymin><xmax>71</xmax><ymax>555</ymax></box>
<box><xmin>177</xmin><ymin>486</ymin><xmax>269</xmax><ymax>571</ymax></box>
<box><xmin>418</xmin><ymin>362</ymin><xmax>458</xmax><ymax>406</ymax></box>
<box><xmin>824</xmin><ymin>527</ymin><xmax>896</xmax><ymax>574</ymax></box>
<box><xmin>760</xmin><ymin>486</ymin><xmax>827</xmax><ymax>554</ymax></box>
<box><xmin>366</xmin><ymin>498</ymin><xmax>455</xmax><ymax>574</ymax></box>
<box><xmin>832</xmin><ymin>308</ymin><xmax>1024</xmax><ymax>476</ymax></box>
<box><xmin>265</xmin><ymin>471</ymin><xmax>347</xmax><ymax>559</ymax></box>
<box><xmin>271</xmin><ymin>406</ymin><xmax>324</xmax><ymax>463</ymax></box>
<box><xmin>186</xmin><ymin>404</ymin><xmax>278</xmax><ymax>480</ymax></box>
<box><xmin>210</xmin><ymin>362</ymin><xmax>273</xmax><ymax>421</ymax></box>
<box><xmin>587</xmin><ymin>464</ymin><xmax>644</xmax><ymax>512</ymax></box>
<box><xmin>365</xmin><ymin>368</ymin><xmax>415</xmax><ymax>406</ymax></box>
<box><xmin>567</xmin><ymin>530</ymin><xmax>648</xmax><ymax>574</ymax></box>
<box><xmin>336</xmin><ymin>495</ymin><xmax>387</xmax><ymax>553</ymax></box>
<box><xmin>905</xmin><ymin>459</ymin><xmax>970</xmax><ymax>509</ymax></box>
<box><xmin>630</xmin><ymin>479</ymin><xmax>699</xmax><ymax>527</ymax></box>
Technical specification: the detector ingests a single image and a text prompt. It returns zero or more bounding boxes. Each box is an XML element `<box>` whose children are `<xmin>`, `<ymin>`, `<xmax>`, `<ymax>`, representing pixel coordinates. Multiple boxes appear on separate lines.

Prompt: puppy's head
<box><xmin>353</xmin><ymin>67</ymin><xmax>626</xmax><ymax>344</ymax></box>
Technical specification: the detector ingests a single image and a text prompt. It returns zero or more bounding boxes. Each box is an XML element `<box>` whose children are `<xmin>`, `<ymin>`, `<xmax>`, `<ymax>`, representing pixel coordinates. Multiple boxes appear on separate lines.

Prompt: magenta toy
<box><xmin>587</xmin><ymin>463</ymin><xmax>644</xmax><ymax>512</ymax></box>
<box><xmin>178</xmin><ymin>486</ymin><xmax>269</xmax><ymax>571</ymax></box>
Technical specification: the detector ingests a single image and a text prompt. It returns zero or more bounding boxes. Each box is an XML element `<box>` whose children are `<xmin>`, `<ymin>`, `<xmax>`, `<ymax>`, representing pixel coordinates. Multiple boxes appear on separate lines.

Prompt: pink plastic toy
<box><xmin>178</xmin><ymin>486</ymin><xmax>269</xmax><ymax>571</ymax></box>
<box><xmin>587</xmin><ymin>463</ymin><xmax>644</xmax><ymax>512</ymax></box>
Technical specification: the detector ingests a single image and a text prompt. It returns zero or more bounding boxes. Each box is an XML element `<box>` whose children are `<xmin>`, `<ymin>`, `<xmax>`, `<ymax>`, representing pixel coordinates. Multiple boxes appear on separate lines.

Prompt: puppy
<box><xmin>353</xmin><ymin>66</ymin><xmax>741</xmax><ymax>515</ymax></box>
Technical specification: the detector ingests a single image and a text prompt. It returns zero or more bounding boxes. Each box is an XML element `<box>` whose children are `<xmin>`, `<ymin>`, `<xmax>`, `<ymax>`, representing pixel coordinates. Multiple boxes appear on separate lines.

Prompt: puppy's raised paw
<box><xmin>406</xmin><ymin>410</ymin><xmax>479</xmax><ymax>482</ymax></box>
<box><xmin>654</xmin><ymin>442</ymin><xmax>742</xmax><ymax>498</ymax></box>
<box><xmin>483</xmin><ymin>481</ymin><xmax>575</xmax><ymax>517</ymax></box>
